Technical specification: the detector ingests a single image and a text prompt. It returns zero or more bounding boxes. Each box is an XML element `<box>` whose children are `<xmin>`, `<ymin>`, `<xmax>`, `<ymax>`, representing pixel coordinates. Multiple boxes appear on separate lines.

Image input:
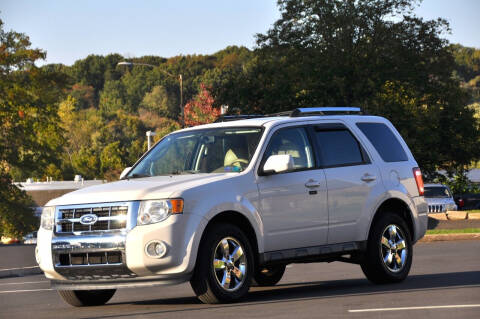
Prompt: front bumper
<box><xmin>37</xmin><ymin>201</ymin><xmax>207</xmax><ymax>290</ymax></box>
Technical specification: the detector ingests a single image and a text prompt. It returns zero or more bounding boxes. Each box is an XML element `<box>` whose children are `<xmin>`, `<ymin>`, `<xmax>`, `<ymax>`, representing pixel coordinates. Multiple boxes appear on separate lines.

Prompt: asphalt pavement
<box><xmin>0</xmin><ymin>240</ymin><xmax>479</xmax><ymax>319</ymax></box>
<box><xmin>0</xmin><ymin>244</ymin><xmax>37</xmax><ymax>269</ymax></box>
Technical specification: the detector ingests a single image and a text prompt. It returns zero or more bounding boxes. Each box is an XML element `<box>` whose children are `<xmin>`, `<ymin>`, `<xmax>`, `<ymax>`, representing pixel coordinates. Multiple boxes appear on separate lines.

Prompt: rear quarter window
<box><xmin>356</xmin><ymin>122</ymin><xmax>408</xmax><ymax>162</ymax></box>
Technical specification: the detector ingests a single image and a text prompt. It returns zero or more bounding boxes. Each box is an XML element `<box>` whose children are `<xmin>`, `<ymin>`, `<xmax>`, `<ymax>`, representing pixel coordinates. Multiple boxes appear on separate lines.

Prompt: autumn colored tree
<box><xmin>183</xmin><ymin>84</ymin><xmax>220</xmax><ymax>126</ymax></box>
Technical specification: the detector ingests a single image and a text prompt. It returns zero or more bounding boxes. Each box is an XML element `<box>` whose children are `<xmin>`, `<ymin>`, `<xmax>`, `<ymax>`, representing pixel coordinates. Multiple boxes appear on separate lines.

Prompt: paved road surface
<box><xmin>0</xmin><ymin>245</ymin><xmax>36</xmax><ymax>269</ymax></box>
<box><xmin>1</xmin><ymin>240</ymin><xmax>479</xmax><ymax>318</ymax></box>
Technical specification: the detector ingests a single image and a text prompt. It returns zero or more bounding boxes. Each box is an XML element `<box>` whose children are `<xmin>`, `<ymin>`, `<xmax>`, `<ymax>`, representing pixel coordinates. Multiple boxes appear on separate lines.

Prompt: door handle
<box><xmin>305</xmin><ymin>179</ymin><xmax>321</xmax><ymax>188</ymax></box>
<box><xmin>361</xmin><ymin>173</ymin><xmax>376</xmax><ymax>182</ymax></box>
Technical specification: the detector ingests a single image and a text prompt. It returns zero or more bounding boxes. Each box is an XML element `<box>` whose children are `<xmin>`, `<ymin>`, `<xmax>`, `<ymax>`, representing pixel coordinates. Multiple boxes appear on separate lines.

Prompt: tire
<box><xmin>190</xmin><ymin>223</ymin><xmax>254</xmax><ymax>304</ymax></box>
<box><xmin>58</xmin><ymin>289</ymin><xmax>116</xmax><ymax>307</ymax></box>
<box><xmin>361</xmin><ymin>213</ymin><xmax>412</xmax><ymax>284</ymax></box>
<box><xmin>252</xmin><ymin>265</ymin><xmax>286</xmax><ymax>286</ymax></box>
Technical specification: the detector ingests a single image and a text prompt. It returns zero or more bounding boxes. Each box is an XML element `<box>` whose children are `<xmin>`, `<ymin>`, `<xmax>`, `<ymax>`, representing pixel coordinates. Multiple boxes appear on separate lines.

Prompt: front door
<box><xmin>256</xmin><ymin>126</ymin><xmax>328</xmax><ymax>252</ymax></box>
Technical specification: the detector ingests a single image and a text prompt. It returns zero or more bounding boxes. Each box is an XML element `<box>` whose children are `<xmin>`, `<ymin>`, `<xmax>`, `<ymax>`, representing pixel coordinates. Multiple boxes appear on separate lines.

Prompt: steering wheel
<box><xmin>228</xmin><ymin>158</ymin><xmax>249</xmax><ymax>169</ymax></box>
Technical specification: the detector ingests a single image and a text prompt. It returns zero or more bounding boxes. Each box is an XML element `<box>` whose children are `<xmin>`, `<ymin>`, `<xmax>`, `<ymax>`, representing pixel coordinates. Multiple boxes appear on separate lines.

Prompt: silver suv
<box><xmin>424</xmin><ymin>184</ymin><xmax>457</xmax><ymax>213</ymax></box>
<box><xmin>36</xmin><ymin>107</ymin><xmax>428</xmax><ymax>306</ymax></box>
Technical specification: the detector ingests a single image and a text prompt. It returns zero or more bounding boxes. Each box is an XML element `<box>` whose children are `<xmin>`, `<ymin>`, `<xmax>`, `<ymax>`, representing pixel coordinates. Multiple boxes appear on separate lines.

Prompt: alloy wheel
<box><xmin>380</xmin><ymin>224</ymin><xmax>408</xmax><ymax>273</ymax></box>
<box><xmin>212</xmin><ymin>237</ymin><xmax>247</xmax><ymax>291</ymax></box>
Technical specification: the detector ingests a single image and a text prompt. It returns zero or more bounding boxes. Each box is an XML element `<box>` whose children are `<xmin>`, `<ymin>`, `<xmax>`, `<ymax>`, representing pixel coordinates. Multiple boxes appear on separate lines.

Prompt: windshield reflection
<box><xmin>127</xmin><ymin>127</ymin><xmax>263</xmax><ymax>177</ymax></box>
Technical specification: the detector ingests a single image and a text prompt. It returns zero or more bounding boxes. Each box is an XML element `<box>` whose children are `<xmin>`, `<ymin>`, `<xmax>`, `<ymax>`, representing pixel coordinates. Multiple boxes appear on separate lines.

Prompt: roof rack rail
<box><xmin>213</xmin><ymin>107</ymin><xmax>363</xmax><ymax>123</ymax></box>
<box><xmin>214</xmin><ymin>114</ymin><xmax>266</xmax><ymax>123</ymax></box>
<box><xmin>290</xmin><ymin>107</ymin><xmax>362</xmax><ymax>117</ymax></box>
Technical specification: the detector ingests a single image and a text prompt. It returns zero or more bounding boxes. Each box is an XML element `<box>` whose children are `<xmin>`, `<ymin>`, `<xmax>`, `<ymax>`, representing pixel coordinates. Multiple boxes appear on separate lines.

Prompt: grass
<box><xmin>426</xmin><ymin>228</ymin><xmax>480</xmax><ymax>235</ymax></box>
<box><xmin>465</xmin><ymin>210</ymin><xmax>480</xmax><ymax>214</ymax></box>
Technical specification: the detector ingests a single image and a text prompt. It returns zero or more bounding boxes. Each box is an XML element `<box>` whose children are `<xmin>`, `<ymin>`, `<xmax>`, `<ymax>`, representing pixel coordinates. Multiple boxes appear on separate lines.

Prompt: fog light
<box><xmin>145</xmin><ymin>240</ymin><xmax>167</xmax><ymax>258</ymax></box>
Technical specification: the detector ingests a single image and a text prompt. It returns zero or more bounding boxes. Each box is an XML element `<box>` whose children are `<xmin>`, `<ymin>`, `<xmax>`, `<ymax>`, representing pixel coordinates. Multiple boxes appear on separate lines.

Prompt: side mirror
<box><xmin>120</xmin><ymin>167</ymin><xmax>132</xmax><ymax>180</ymax></box>
<box><xmin>262</xmin><ymin>154</ymin><xmax>294</xmax><ymax>175</ymax></box>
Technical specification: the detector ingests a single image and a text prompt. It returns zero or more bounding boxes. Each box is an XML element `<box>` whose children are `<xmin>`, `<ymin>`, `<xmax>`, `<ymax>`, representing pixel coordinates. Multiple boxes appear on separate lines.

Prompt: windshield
<box><xmin>424</xmin><ymin>186</ymin><xmax>451</xmax><ymax>198</ymax></box>
<box><xmin>128</xmin><ymin>127</ymin><xmax>263</xmax><ymax>177</ymax></box>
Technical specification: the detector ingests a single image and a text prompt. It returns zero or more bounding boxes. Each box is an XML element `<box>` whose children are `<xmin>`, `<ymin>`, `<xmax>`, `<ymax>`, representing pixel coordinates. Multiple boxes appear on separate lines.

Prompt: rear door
<box><xmin>311</xmin><ymin>122</ymin><xmax>384</xmax><ymax>244</ymax></box>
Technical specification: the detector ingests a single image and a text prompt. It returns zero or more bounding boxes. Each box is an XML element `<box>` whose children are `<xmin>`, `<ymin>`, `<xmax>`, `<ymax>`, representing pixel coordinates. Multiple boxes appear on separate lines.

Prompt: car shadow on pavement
<box><xmin>93</xmin><ymin>270</ymin><xmax>480</xmax><ymax>319</ymax></box>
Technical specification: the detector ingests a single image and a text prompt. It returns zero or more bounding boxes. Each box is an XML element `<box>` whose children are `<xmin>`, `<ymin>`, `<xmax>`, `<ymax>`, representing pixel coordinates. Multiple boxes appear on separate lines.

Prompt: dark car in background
<box><xmin>454</xmin><ymin>193</ymin><xmax>480</xmax><ymax>210</ymax></box>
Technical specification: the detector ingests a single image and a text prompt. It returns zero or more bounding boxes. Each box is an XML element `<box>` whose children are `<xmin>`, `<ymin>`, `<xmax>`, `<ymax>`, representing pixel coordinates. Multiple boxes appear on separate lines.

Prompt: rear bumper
<box><xmin>413</xmin><ymin>196</ymin><xmax>428</xmax><ymax>243</ymax></box>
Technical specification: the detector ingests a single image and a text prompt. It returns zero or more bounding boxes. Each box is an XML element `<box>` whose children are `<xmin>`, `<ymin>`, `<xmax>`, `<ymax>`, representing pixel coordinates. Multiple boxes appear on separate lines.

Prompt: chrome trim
<box><xmin>56</xmin><ymin>215</ymin><xmax>127</xmax><ymax>225</ymax></box>
<box><xmin>428</xmin><ymin>204</ymin><xmax>446</xmax><ymax>213</ymax></box>
<box><xmin>51</xmin><ymin>201</ymin><xmax>140</xmax><ymax>280</ymax></box>
<box><xmin>54</xmin><ymin>201</ymin><xmax>139</xmax><ymax>234</ymax></box>
<box><xmin>52</xmin><ymin>234</ymin><xmax>126</xmax><ymax>254</ymax></box>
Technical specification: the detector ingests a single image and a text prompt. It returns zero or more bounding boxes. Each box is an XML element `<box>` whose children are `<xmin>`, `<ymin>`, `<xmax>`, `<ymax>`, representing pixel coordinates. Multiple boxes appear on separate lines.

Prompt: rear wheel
<box><xmin>58</xmin><ymin>289</ymin><xmax>116</xmax><ymax>307</ymax></box>
<box><xmin>190</xmin><ymin>223</ymin><xmax>254</xmax><ymax>304</ymax></box>
<box><xmin>361</xmin><ymin>213</ymin><xmax>412</xmax><ymax>284</ymax></box>
<box><xmin>252</xmin><ymin>265</ymin><xmax>286</xmax><ymax>286</ymax></box>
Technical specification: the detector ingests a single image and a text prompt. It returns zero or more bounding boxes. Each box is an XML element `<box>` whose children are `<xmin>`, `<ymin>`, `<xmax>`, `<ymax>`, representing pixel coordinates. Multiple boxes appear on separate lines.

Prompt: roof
<box><xmin>177</xmin><ymin>115</ymin><xmax>386</xmax><ymax>133</ymax></box>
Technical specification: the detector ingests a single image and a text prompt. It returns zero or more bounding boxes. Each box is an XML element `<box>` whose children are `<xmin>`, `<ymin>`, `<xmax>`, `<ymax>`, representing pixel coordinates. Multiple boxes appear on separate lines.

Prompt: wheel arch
<box><xmin>197</xmin><ymin>210</ymin><xmax>260</xmax><ymax>269</ymax></box>
<box><xmin>369</xmin><ymin>198</ymin><xmax>415</xmax><ymax>241</ymax></box>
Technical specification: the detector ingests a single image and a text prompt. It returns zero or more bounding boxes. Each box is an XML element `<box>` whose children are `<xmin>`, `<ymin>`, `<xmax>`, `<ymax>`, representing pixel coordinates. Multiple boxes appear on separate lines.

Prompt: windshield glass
<box><xmin>424</xmin><ymin>186</ymin><xmax>451</xmax><ymax>198</ymax></box>
<box><xmin>128</xmin><ymin>127</ymin><xmax>263</xmax><ymax>177</ymax></box>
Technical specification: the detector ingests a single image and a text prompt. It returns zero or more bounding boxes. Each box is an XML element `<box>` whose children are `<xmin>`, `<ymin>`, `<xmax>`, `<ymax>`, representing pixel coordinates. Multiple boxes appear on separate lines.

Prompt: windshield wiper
<box><xmin>169</xmin><ymin>170</ymin><xmax>198</xmax><ymax>175</ymax></box>
<box><xmin>128</xmin><ymin>173</ymin><xmax>151</xmax><ymax>179</ymax></box>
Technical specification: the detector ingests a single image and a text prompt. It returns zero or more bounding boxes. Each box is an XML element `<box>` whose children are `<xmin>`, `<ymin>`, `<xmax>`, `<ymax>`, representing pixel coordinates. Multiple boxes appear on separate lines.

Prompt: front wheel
<box><xmin>58</xmin><ymin>289</ymin><xmax>116</xmax><ymax>307</ymax></box>
<box><xmin>361</xmin><ymin>213</ymin><xmax>412</xmax><ymax>284</ymax></box>
<box><xmin>190</xmin><ymin>223</ymin><xmax>254</xmax><ymax>304</ymax></box>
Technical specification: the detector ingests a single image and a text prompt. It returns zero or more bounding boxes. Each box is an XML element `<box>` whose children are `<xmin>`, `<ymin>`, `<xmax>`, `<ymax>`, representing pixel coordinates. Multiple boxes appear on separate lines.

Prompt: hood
<box><xmin>47</xmin><ymin>173</ymin><xmax>233</xmax><ymax>206</ymax></box>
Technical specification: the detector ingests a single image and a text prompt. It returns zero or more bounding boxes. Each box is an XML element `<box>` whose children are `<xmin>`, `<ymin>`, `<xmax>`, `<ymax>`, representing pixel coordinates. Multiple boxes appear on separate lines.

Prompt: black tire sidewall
<box><xmin>252</xmin><ymin>264</ymin><xmax>286</xmax><ymax>286</ymax></box>
<box><xmin>193</xmin><ymin>223</ymin><xmax>254</xmax><ymax>302</ymax></box>
<box><xmin>364</xmin><ymin>213</ymin><xmax>413</xmax><ymax>283</ymax></box>
<box><xmin>58</xmin><ymin>289</ymin><xmax>116</xmax><ymax>307</ymax></box>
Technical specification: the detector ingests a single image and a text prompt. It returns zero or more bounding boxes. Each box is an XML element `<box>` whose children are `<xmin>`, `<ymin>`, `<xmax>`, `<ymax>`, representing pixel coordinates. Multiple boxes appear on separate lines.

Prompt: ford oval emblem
<box><xmin>79</xmin><ymin>214</ymin><xmax>98</xmax><ymax>225</ymax></box>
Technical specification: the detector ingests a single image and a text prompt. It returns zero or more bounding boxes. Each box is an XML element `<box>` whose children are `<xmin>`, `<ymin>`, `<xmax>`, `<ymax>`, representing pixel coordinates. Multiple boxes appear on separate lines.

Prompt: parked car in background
<box><xmin>23</xmin><ymin>231</ymin><xmax>38</xmax><ymax>244</ymax></box>
<box><xmin>454</xmin><ymin>193</ymin><xmax>480</xmax><ymax>210</ymax></box>
<box><xmin>1</xmin><ymin>236</ymin><xmax>20</xmax><ymax>244</ymax></box>
<box><xmin>424</xmin><ymin>184</ymin><xmax>457</xmax><ymax>213</ymax></box>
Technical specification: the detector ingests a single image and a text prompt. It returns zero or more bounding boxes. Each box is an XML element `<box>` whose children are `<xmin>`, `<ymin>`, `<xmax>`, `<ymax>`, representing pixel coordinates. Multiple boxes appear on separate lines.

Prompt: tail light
<box><xmin>413</xmin><ymin>167</ymin><xmax>424</xmax><ymax>196</ymax></box>
<box><xmin>458</xmin><ymin>198</ymin><xmax>464</xmax><ymax>208</ymax></box>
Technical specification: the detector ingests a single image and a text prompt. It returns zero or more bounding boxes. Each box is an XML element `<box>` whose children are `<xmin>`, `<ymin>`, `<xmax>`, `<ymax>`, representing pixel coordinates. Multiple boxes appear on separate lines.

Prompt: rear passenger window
<box><xmin>314</xmin><ymin>129</ymin><xmax>364</xmax><ymax>167</ymax></box>
<box><xmin>356</xmin><ymin>123</ymin><xmax>408</xmax><ymax>162</ymax></box>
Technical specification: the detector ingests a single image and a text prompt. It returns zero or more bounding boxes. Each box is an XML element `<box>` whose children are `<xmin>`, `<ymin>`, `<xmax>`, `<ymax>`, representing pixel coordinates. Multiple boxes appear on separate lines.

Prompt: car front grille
<box><xmin>57</xmin><ymin>251</ymin><xmax>123</xmax><ymax>266</ymax></box>
<box><xmin>56</xmin><ymin>205</ymin><xmax>128</xmax><ymax>233</ymax></box>
<box><xmin>428</xmin><ymin>204</ymin><xmax>445</xmax><ymax>213</ymax></box>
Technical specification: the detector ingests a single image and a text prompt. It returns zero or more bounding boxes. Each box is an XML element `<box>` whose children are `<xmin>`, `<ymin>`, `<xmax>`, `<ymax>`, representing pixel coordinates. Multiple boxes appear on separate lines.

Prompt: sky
<box><xmin>1</xmin><ymin>0</ymin><xmax>479</xmax><ymax>66</ymax></box>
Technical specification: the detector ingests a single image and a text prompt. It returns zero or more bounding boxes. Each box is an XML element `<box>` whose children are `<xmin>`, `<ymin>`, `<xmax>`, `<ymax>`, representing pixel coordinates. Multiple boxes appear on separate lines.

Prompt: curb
<box><xmin>420</xmin><ymin>233</ymin><xmax>480</xmax><ymax>243</ymax></box>
<box><xmin>0</xmin><ymin>266</ymin><xmax>42</xmax><ymax>279</ymax></box>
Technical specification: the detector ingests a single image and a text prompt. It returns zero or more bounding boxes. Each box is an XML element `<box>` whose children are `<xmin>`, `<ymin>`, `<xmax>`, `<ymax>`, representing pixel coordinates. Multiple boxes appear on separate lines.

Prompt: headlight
<box><xmin>137</xmin><ymin>199</ymin><xmax>183</xmax><ymax>225</ymax></box>
<box><xmin>40</xmin><ymin>206</ymin><xmax>55</xmax><ymax>230</ymax></box>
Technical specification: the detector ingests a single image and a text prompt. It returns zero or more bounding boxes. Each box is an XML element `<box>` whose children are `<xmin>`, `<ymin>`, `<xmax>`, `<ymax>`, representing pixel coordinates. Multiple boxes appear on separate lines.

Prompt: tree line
<box><xmin>1</xmin><ymin>0</ymin><xmax>480</xmax><ymax>237</ymax></box>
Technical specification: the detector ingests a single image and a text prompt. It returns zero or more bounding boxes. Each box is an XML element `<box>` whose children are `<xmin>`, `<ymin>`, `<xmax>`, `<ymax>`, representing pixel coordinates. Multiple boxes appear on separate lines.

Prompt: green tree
<box><xmin>141</xmin><ymin>85</ymin><xmax>178</xmax><ymax>118</ymax></box>
<box><xmin>0</xmin><ymin>170</ymin><xmax>37</xmax><ymax>238</ymax></box>
<box><xmin>252</xmin><ymin>0</ymin><xmax>480</xmax><ymax>176</ymax></box>
<box><xmin>100</xmin><ymin>141</ymin><xmax>124</xmax><ymax>180</ymax></box>
<box><xmin>0</xmin><ymin>18</ymin><xmax>65</xmax><ymax>236</ymax></box>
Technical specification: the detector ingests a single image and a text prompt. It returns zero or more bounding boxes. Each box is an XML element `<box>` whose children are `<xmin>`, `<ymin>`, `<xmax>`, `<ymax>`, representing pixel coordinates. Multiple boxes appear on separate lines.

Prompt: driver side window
<box><xmin>263</xmin><ymin>127</ymin><xmax>314</xmax><ymax>170</ymax></box>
